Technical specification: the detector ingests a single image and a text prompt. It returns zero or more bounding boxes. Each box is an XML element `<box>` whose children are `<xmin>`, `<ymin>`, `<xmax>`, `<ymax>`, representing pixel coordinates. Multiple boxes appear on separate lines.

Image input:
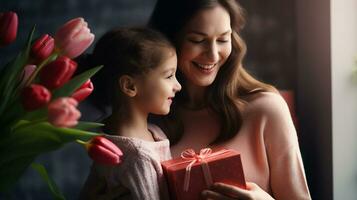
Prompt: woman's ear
<box><xmin>118</xmin><ymin>75</ymin><xmax>137</xmax><ymax>97</ymax></box>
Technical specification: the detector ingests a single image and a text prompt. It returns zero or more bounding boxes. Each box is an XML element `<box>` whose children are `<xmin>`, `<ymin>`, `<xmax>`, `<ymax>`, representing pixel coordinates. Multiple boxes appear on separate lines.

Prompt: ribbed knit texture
<box><xmin>80</xmin><ymin>124</ymin><xmax>171</xmax><ymax>200</ymax></box>
<box><xmin>170</xmin><ymin>92</ymin><xmax>311</xmax><ymax>200</ymax></box>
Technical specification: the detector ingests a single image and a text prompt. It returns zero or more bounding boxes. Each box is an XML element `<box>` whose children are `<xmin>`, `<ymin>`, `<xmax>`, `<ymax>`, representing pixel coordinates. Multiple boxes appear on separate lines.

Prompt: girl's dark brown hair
<box><xmin>82</xmin><ymin>27</ymin><xmax>175</xmax><ymax>113</ymax></box>
<box><xmin>149</xmin><ymin>0</ymin><xmax>277</xmax><ymax>145</ymax></box>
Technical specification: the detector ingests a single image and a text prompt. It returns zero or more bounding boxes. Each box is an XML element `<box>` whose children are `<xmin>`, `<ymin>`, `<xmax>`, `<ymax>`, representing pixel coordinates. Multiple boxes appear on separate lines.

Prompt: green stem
<box><xmin>75</xmin><ymin>139</ymin><xmax>87</xmax><ymax>145</ymax></box>
<box><xmin>24</xmin><ymin>53</ymin><xmax>58</xmax><ymax>87</ymax></box>
<box><xmin>12</xmin><ymin>118</ymin><xmax>47</xmax><ymax>132</ymax></box>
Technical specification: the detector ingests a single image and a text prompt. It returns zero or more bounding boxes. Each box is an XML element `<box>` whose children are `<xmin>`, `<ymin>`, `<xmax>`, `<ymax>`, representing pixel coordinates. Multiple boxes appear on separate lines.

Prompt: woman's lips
<box><xmin>192</xmin><ymin>62</ymin><xmax>216</xmax><ymax>74</ymax></box>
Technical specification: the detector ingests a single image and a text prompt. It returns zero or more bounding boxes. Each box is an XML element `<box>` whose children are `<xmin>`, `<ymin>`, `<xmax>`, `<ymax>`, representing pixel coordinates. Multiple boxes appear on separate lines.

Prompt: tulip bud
<box><xmin>31</xmin><ymin>34</ymin><xmax>55</xmax><ymax>64</ymax></box>
<box><xmin>55</xmin><ymin>17</ymin><xmax>95</xmax><ymax>58</ymax></box>
<box><xmin>0</xmin><ymin>11</ymin><xmax>18</xmax><ymax>46</ymax></box>
<box><xmin>71</xmin><ymin>79</ymin><xmax>94</xmax><ymax>102</ymax></box>
<box><xmin>20</xmin><ymin>64</ymin><xmax>36</xmax><ymax>86</ymax></box>
<box><xmin>39</xmin><ymin>56</ymin><xmax>77</xmax><ymax>90</ymax></box>
<box><xmin>82</xmin><ymin>136</ymin><xmax>123</xmax><ymax>165</ymax></box>
<box><xmin>21</xmin><ymin>84</ymin><xmax>51</xmax><ymax>111</ymax></box>
<box><xmin>48</xmin><ymin>97</ymin><xmax>81</xmax><ymax>127</ymax></box>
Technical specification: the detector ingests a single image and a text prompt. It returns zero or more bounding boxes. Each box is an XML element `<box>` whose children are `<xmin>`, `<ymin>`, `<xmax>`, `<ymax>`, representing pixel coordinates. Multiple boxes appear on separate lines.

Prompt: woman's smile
<box><xmin>192</xmin><ymin>62</ymin><xmax>217</xmax><ymax>74</ymax></box>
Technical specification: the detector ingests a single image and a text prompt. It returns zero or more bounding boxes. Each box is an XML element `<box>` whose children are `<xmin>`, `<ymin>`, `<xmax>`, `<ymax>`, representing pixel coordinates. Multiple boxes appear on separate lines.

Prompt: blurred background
<box><xmin>1</xmin><ymin>0</ymin><xmax>356</xmax><ymax>199</ymax></box>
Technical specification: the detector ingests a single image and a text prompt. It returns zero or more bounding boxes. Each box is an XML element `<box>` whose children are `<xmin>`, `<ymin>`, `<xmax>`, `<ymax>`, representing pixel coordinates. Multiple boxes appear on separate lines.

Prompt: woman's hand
<box><xmin>201</xmin><ymin>182</ymin><xmax>275</xmax><ymax>200</ymax></box>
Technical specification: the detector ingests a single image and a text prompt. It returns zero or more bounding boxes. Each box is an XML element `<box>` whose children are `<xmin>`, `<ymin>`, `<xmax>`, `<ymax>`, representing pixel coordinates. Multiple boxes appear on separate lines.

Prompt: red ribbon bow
<box><xmin>181</xmin><ymin>148</ymin><xmax>228</xmax><ymax>191</ymax></box>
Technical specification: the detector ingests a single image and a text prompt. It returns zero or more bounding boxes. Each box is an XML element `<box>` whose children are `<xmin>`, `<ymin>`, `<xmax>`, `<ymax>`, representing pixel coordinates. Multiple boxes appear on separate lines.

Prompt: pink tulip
<box><xmin>39</xmin><ymin>56</ymin><xmax>77</xmax><ymax>90</ymax></box>
<box><xmin>31</xmin><ymin>34</ymin><xmax>55</xmax><ymax>64</ymax></box>
<box><xmin>20</xmin><ymin>64</ymin><xmax>37</xmax><ymax>86</ymax></box>
<box><xmin>21</xmin><ymin>84</ymin><xmax>51</xmax><ymax>111</ymax></box>
<box><xmin>0</xmin><ymin>11</ymin><xmax>18</xmax><ymax>46</ymax></box>
<box><xmin>55</xmin><ymin>17</ymin><xmax>95</xmax><ymax>58</ymax></box>
<box><xmin>84</xmin><ymin>136</ymin><xmax>123</xmax><ymax>165</ymax></box>
<box><xmin>71</xmin><ymin>79</ymin><xmax>94</xmax><ymax>102</ymax></box>
<box><xmin>48</xmin><ymin>97</ymin><xmax>81</xmax><ymax>127</ymax></box>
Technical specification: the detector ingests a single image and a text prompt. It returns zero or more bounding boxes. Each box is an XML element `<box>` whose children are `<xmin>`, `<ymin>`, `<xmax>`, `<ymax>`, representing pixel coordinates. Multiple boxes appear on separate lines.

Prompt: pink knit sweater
<box><xmin>170</xmin><ymin>92</ymin><xmax>311</xmax><ymax>200</ymax></box>
<box><xmin>80</xmin><ymin>124</ymin><xmax>171</xmax><ymax>200</ymax></box>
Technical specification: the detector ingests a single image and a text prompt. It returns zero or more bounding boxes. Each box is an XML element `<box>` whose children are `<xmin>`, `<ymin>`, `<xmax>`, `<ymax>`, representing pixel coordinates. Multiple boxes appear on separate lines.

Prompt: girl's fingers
<box><xmin>108</xmin><ymin>186</ymin><xmax>130</xmax><ymax>198</ymax></box>
<box><xmin>98</xmin><ymin>186</ymin><xmax>130</xmax><ymax>200</ymax></box>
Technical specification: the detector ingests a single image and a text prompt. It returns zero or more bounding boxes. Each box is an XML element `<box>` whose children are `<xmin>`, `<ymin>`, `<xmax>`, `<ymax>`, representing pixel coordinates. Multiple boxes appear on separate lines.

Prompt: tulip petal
<box><xmin>54</xmin><ymin>17</ymin><xmax>94</xmax><ymax>58</ymax></box>
<box><xmin>60</xmin><ymin>33</ymin><xmax>94</xmax><ymax>59</ymax></box>
<box><xmin>55</xmin><ymin>18</ymin><xmax>84</xmax><ymax>44</ymax></box>
<box><xmin>48</xmin><ymin>97</ymin><xmax>81</xmax><ymax>127</ymax></box>
<box><xmin>21</xmin><ymin>84</ymin><xmax>51</xmax><ymax>111</ymax></box>
<box><xmin>0</xmin><ymin>11</ymin><xmax>18</xmax><ymax>46</ymax></box>
<box><xmin>31</xmin><ymin>34</ymin><xmax>55</xmax><ymax>64</ymax></box>
<box><xmin>39</xmin><ymin>56</ymin><xmax>77</xmax><ymax>89</ymax></box>
<box><xmin>89</xmin><ymin>144</ymin><xmax>121</xmax><ymax>165</ymax></box>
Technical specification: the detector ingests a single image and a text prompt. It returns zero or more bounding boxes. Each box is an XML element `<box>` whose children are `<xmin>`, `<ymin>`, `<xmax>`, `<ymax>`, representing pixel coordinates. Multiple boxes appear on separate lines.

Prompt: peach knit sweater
<box><xmin>170</xmin><ymin>92</ymin><xmax>311</xmax><ymax>200</ymax></box>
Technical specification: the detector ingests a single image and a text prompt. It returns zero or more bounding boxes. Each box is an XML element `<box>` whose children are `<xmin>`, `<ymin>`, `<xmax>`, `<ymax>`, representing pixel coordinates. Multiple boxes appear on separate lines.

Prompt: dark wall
<box><xmin>240</xmin><ymin>1</ymin><xmax>297</xmax><ymax>90</ymax></box>
<box><xmin>0</xmin><ymin>0</ymin><xmax>299</xmax><ymax>199</ymax></box>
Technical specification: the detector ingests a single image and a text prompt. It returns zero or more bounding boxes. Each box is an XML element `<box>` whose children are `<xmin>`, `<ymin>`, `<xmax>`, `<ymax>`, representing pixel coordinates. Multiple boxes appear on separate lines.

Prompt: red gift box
<box><xmin>161</xmin><ymin>148</ymin><xmax>246</xmax><ymax>200</ymax></box>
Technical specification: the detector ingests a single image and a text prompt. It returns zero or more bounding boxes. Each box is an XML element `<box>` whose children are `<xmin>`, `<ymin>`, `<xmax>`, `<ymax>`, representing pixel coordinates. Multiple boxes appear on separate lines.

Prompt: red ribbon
<box><xmin>180</xmin><ymin>148</ymin><xmax>230</xmax><ymax>191</ymax></box>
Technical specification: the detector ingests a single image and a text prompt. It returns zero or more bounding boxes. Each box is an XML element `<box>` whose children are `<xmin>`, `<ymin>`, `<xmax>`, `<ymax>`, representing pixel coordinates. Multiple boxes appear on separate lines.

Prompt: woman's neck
<box><xmin>105</xmin><ymin>104</ymin><xmax>154</xmax><ymax>141</ymax></box>
<box><xmin>184</xmin><ymin>83</ymin><xmax>208</xmax><ymax>110</ymax></box>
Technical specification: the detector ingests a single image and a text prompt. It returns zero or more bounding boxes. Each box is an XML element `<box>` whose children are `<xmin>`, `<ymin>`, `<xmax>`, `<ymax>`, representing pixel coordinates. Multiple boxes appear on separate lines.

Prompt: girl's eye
<box><xmin>166</xmin><ymin>74</ymin><xmax>174</xmax><ymax>79</ymax></box>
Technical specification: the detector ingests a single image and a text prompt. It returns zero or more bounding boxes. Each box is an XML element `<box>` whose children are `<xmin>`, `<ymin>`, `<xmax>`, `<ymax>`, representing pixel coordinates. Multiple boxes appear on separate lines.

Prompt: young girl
<box><xmin>79</xmin><ymin>27</ymin><xmax>181</xmax><ymax>200</ymax></box>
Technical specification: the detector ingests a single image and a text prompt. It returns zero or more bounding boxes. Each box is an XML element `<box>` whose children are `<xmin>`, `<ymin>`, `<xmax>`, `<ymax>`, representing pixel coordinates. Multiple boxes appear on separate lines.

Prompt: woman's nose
<box><xmin>205</xmin><ymin>42</ymin><xmax>219</xmax><ymax>63</ymax></box>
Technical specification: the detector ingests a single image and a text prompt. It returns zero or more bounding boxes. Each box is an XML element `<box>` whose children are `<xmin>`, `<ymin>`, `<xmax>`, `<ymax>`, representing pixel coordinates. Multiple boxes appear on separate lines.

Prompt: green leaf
<box><xmin>0</xmin><ymin>121</ymin><xmax>101</xmax><ymax>191</ymax></box>
<box><xmin>52</xmin><ymin>65</ymin><xmax>103</xmax><ymax>99</ymax></box>
<box><xmin>0</xmin><ymin>26</ymin><xmax>36</xmax><ymax>116</ymax></box>
<box><xmin>31</xmin><ymin>163</ymin><xmax>66</xmax><ymax>200</ymax></box>
<box><xmin>0</xmin><ymin>99</ymin><xmax>26</xmax><ymax>131</ymax></box>
<box><xmin>21</xmin><ymin>108</ymin><xmax>47</xmax><ymax>121</ymax></box>
<box><xmin>0</xmin><ymin>121</ymin><xmax>99</xmax><ymax>165</ymax></box>
<box><xmin>0</xmin><ymin>155</ymin><xmax>34</xmax><ymax>192</ymax></box>
<box><xmin>74</xmin><ymin>121</ymin><xmax>104</xmax><ymax>131</ymax></box>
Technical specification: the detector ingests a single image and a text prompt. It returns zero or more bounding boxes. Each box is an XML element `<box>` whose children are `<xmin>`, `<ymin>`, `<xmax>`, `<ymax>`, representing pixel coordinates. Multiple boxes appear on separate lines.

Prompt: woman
<box><xmin>86</xmin><ymin>0</ymin><xmax>311</xmax><ymax>199</ymax></box>
<box><xmin>149</xmin><ymin>0</ymin><xmax>311</xmax><ymax>199</ymax></box>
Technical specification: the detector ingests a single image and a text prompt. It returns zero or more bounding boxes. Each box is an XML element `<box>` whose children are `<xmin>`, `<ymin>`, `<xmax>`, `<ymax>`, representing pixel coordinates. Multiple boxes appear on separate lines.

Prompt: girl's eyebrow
<box><xmin>161</xmin><ymin>67</ymin><xmax>176</xmax><ymax>74</ymax></box>
<box><xmin>187</xmin><ymin>30</ymin><xmax>232</xmax><ymax>36</ymax></box>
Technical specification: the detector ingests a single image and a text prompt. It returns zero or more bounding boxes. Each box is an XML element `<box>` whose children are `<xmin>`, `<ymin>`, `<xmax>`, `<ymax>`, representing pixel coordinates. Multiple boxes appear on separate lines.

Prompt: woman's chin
<box><xmin>189</xmin><ymin>76</ymin><xmax>217</xmax><ymax>87</ymax></box>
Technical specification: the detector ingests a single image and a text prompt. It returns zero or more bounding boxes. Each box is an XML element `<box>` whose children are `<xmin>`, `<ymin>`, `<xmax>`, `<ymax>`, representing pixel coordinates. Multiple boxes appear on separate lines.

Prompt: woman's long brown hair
<box><xmin>149</xmin><ymin>0</ymin><xmax>277</xmax><ymax>145</ymax></box>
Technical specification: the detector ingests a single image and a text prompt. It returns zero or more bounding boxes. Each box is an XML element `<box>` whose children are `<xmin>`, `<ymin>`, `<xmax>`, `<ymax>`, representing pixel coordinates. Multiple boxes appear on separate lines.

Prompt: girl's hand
<box><xmin>201</xmin><ymin>182</ymin><xmax>275</xmax><ymax>200</ymax></box>
<box><xmin>86</xmin><ymin>180</ymin><xmax>130</xmax><ymax>200</ymax></box>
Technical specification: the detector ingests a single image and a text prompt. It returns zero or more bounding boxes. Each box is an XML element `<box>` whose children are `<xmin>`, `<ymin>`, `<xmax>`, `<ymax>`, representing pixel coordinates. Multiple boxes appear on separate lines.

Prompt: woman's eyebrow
<box><xmin>187</xmin><ymin>30</ymin><xmax>232</xmax><ymax>36</ymax></box>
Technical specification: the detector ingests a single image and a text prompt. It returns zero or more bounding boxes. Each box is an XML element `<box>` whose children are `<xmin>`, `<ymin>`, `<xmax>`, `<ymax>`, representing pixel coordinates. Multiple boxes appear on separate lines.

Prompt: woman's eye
<box><xmin>188</xmin><ymin>39</ymin><xmax>204</xmax><ymax>44</ymax></box>
<box><xmin>217</xmin><ymin>39</ymin><xmax>229</xmax><ymax>43</ymax></box>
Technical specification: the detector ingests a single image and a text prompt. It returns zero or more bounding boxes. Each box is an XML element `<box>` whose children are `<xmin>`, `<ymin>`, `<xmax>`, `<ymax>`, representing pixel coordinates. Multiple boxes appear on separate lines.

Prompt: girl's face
<box><xmin>135</xmin><ymin>50</ymin><xmax>182</xmax><ymax>115</ymax></box>
<box><xmin>177</xmin><ymin>5</ymin><xmax>232</xmax><ymax>87</ymax></box>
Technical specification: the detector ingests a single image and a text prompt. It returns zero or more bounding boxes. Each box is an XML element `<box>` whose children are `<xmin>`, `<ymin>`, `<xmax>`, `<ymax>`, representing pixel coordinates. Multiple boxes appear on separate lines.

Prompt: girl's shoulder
<box><xmin>148</xmin><ymin>123</ymin><xmax>168</xmax><ymax>140</ymax></box>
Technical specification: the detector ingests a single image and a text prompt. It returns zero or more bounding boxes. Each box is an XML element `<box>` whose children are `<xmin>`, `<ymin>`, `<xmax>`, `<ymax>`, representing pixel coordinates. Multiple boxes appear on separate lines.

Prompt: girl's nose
<box><xmin>174</xmin><ymin>78</ymin><xmax>182</xmax><ymax>92</ymax></box>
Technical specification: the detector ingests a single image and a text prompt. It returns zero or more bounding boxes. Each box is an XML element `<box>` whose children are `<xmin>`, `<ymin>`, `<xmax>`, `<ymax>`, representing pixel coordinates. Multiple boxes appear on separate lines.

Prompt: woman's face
<box><xmin>177</xmin><ymin>5</ymin><xmax>232</xmax><ymax>87</ymax></box>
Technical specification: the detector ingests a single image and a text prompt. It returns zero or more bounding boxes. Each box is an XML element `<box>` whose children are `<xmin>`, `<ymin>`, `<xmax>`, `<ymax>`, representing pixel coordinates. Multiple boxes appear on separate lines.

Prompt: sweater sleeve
<box><xmin>118</xmin><ymin>156</ymin><xmax>163</xmax><ymax>200</ymax></box>
<box><xmin>262</xmin><ymin>93</ymin><xmax>311</xmax><ymax>200</ymax></box>
<box><xmin>79</xmin><ymin>164</ymin><xmax>103</xmax><ymax>200</ymax></box>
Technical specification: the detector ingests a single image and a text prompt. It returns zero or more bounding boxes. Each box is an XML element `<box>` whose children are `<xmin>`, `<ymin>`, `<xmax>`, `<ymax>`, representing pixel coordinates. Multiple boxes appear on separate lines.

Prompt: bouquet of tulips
<box><xmin>0</xmin><ymin>12</ymin><xmax>123</xmax><ymax>198</ymax></box>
